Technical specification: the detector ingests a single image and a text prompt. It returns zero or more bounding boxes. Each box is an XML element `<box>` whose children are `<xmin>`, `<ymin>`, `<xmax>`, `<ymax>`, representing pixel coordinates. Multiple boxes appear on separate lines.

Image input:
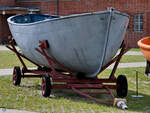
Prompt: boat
<box><xmin>138</xmin><ymin>37</ymin><xmax>150</xmax><ymax>61</ymax></box>
<box><xmin>7</xmin><ymin>9</ymin><xmax>129</xmax><ymax>78</ymax></box>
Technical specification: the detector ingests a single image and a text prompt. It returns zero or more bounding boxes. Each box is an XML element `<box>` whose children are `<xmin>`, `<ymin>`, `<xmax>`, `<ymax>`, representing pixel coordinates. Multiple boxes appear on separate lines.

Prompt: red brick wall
<box><xmin>0</xmin><ymin>15</ymin><xmax>12</xmax><ymax>44</ymax></box>
<box><xmin>16</xmin><ymin>0</ymin><xmax>150</xmax><ymax>47</ymax></box>
<box><xmin>16</xmin><ymin>1</ymin><xmax>57</xmax><ymax>14</ymax></box>
<box><xmin>0</xmin><ymin>0</ymin><xmax>15</xmax><ymax>6</ymax></box>
<box><xmin>0</xmin><ymin>0</ymin><xmax>16</xmax><ymax>44</ymax></box>
<box><xmin>0</xmin><ymin>0</ymin><xmax>150</xmax><ymax>47</ymax></box>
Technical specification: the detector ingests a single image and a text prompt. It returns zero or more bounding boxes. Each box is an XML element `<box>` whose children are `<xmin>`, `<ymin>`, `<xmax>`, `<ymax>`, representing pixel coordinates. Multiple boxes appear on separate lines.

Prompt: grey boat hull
<box><xmin>8</xmin><ymin>9</ymin><xmax>129</xmax><ymax>78</ymax></box>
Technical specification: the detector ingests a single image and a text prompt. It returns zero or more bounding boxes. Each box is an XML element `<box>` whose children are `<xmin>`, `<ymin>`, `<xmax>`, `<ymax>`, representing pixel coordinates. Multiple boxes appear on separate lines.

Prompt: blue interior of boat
<box><xmin>11</xmin><ymin>14</ymin><xmax>59</xmax><ymax>23</ymax></box>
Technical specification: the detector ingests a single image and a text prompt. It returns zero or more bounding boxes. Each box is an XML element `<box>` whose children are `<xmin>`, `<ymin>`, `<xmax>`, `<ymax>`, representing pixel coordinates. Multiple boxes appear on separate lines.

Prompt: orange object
<box><xmin>138</xmin><ymin>37</ymin><xmax>150</xmax><ymax>61</ymax></box>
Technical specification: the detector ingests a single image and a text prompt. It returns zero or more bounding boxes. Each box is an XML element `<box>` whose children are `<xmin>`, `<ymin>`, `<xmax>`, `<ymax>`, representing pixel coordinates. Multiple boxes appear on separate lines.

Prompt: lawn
<box><xmin>0</xmin><ymin>67</ymin><xmax>150</xmax><ymax>113</ymax></box>
<box><xmin>0</xmin><ymin>50</ymin><xmax>35</xmax><ymax>68</ymax></box>
<box><xmin>0</xmin><ymin>50</ymin><xmax>146</xmax><ymax>69</ymax></box>
<box><xmin>120</xmin><ymin>55</ymin><xmax>146</xmax><ymax>63</ymax></box>
<box><xmin>119</xmin><ymin>48</ymin><xmax>141</xmax><ymax>52</ymax></box>
<box><xmin>129</xmin><ymin>48</ymin><xmax>141</xmax><ymax>52</ymax></box>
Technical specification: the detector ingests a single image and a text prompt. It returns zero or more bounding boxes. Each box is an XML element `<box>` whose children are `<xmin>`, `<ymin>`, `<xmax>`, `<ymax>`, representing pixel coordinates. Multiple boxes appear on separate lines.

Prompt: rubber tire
<box><xmin>42</xmin><ymin>74</ymin><xmax>51</xmax><ymax>97</ymax></box>
<box><xmin>13</xmin><ymin>66</ymin><xmax>21</xmax><ymax>86</ymax></box>
<box><xmin>116</xmin><ymin>75</ymin><xmax>128</xmax><ymax>98</ymax></box>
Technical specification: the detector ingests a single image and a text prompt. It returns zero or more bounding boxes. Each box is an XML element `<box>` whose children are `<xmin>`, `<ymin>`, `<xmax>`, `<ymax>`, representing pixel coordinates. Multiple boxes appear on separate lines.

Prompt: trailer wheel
<box><xmin>13</xmin><ymin>66</ymin><xmax>22</xmax><ymax>86</ymax></box>
<box><xmin>42</xmin><ymin>74</ymin><xmax>51</xmax><ymax>97</ymax></box>
<box><xmin>116</xmin><ymin>75</ymin><xmax>128</xmax><ymax>98</ymax></box>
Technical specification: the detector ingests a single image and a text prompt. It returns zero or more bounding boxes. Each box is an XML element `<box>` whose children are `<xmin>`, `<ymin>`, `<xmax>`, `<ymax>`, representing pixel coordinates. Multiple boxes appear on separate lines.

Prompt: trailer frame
<box><xmin>6</xmin><ymin>39</ymin><xmax>129</xmax><ymax>105</ymax></box>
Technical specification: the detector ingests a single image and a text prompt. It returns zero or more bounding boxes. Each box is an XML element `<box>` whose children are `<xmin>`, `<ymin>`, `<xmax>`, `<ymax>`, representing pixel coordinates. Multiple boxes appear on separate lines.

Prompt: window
<box><xmin>134</xmin><ymin>14</ymin><xmax>143</xmax><ymax>33</ymax></box>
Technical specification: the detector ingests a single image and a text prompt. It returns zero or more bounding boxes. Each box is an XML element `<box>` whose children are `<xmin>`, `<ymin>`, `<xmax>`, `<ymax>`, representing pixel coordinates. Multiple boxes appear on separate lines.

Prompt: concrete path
<box><xmin>124</xmin><ymin>51</ymin><xmax>143</xmax><ymax>56</ymax></box>
<box><xmin>0</xmin><ymin>108</ymin><xmax>37</xmax><ymax>113</ymax></box>
<box><xmin>117</xmin><ymin>51</ymin><xmax>143</xmax><ymax>56</ymax></box>
<box><xmin>0</xmin><ymin>46</ymin><xmax>9</xmax><ymax>51</ymax></box>
<box><xmin>0</xmin><ymin>46</ymin><xmax>19</xmax><ymax>51</ymax></box>
<box><xmin>107</xmin><ymin>62</ymin><xmax>146</xmax><ymax>69</ymax></box>
<box><xmin>0</xmin><ymin>68</ymin><xmax>37</xmax><ymax>76</ymax></box>
<box><xmin>0</xmin><ymin>69</ymin><xmax>13</xmax><ymax>76</ymax></box>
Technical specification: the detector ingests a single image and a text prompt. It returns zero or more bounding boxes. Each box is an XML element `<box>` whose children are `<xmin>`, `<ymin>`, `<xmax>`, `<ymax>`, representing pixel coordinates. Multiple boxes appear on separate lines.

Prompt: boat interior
<box><xmin>11</xmin><ymin>14</ymin><xmax>59</xmax><ymax>23</ymax></box>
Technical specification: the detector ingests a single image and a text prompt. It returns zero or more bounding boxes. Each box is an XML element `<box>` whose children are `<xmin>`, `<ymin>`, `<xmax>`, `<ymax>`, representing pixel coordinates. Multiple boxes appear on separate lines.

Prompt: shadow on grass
<box><xmin>20</xmin><ymin>84</ymin><xmax>150</xmax><ymax>112</ymax></box>
<box><xmin>53</xmin><ymin>89</ymin><xmax>150</xmax><ymax>112</ymax></box>
<box><xmin>20</xmin><ymin>84</ymin><xmax>41</xmax><ymax>90</ymax></box>
<box><xmin>126</xmin><ymin>90</ymin><xmax>150</xmax><ymax>112</ymax></box>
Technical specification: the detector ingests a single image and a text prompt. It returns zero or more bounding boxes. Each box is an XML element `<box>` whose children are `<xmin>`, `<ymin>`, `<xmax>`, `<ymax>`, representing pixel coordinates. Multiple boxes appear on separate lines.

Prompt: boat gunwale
<box><xmin>138</xmin><ymin>37</ymin><xmax>150</xmax><ymax>50</ymax></box>
<box><xmin>7</xmin><ymin>10</ymin><xmax>129</xmax><ymax>26</ymax></box>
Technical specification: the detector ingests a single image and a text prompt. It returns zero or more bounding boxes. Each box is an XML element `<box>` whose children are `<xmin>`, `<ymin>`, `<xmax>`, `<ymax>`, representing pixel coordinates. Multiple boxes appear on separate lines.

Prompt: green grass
<box><xmin>129</xmin><ymin>48</ymin><xmax>141</xmax><ymax>51</ymax></box>
<box><xmin>0</xmin><ymin>67</ymin><xmax>150</xmax><ymax>113</ymax></box>
<box><xmin>120</xmin><ymin>55</ymin><xmax>146</xmax><ymax>63</ymax></box>
<box><xmin>119</xmin><ymin>48</ymin><xmax>140</xmax><ymax>52</ymax></box>
<box><xmin>0</xmin><ymin>51</ymin><xmax>35</xmax><ymax>68</ymax></box>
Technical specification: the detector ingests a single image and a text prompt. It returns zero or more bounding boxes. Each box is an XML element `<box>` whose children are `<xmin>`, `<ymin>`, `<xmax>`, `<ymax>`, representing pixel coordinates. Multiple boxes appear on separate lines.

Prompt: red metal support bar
<box><xmin>104</xmin><ymin>86</ymin><xmax>115</xmax><ymax>99</ymax></box>
<box><xmin>8</xmin><ymin>40</ymin><xmax>27</xmax><ymax>70</ymax></box>
<box><xmin>52</xmin><ymin>78</ymin><xmax>116</xmax><ymax>83</ymax></box>
<box><xmin>109</xmin><ymin>43</ymin><xmax>128</xmax><ymax>79</ymax></box>
<box><xmin>100</xmin><ymin>47</ymin><xmax>129</xmax><ymax>73</ymax></box>
<box><xmin>36</xmin><ymin>48</ymin><xmax>76</xmax><ymax>77</ymax></box>
<box><xmin>83</xmin><ymin>92</ymin><xmax>110</xmax><ymax>95</ymax></box>
<box><xmin>52</xmin><ymin>84</ymin><xmax>116</xmax><ymax>89</ymax></box>
<box><xmin>68</xmin><ymin>84</ymin><xmax>104</xmax><ymax>89</ymax></box>
<box><xmin>39</xmin><ymin>47</ymin><xmax>57</xmax><ymax>76</ymax></box>
<box><xmin>39</xmin><ymin>40</ymin><xmax>49</xmax><ymax>49</ymax></box>
<box><xmin>35</xmin><ymin>40</ymin><xmax>76</xmax><ymax>77</ymax></box>
<box><xmin>22</xmin><ymin>75</ymin><xmax>43</xmax><ymax>78</ymax></box>
<box><xmin>25</xmin><ymin>69</ymin><xmax>51</xmax><ymax>74</ymax></box>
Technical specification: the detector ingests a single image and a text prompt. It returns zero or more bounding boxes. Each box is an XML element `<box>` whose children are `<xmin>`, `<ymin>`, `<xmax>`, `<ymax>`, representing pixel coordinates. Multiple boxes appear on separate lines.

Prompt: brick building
<box><xmin>0</xmin><ymin>0</ymin><xmax>150</xmax><ymax>47</ymax></box>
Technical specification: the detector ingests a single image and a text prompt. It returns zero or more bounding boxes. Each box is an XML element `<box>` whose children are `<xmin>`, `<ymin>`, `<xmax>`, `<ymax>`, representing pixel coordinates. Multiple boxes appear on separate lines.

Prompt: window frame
<box><xmin>134</xmin><ymin>13</ymin><xmax>143</xmax><ymax>33</ymax></box>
